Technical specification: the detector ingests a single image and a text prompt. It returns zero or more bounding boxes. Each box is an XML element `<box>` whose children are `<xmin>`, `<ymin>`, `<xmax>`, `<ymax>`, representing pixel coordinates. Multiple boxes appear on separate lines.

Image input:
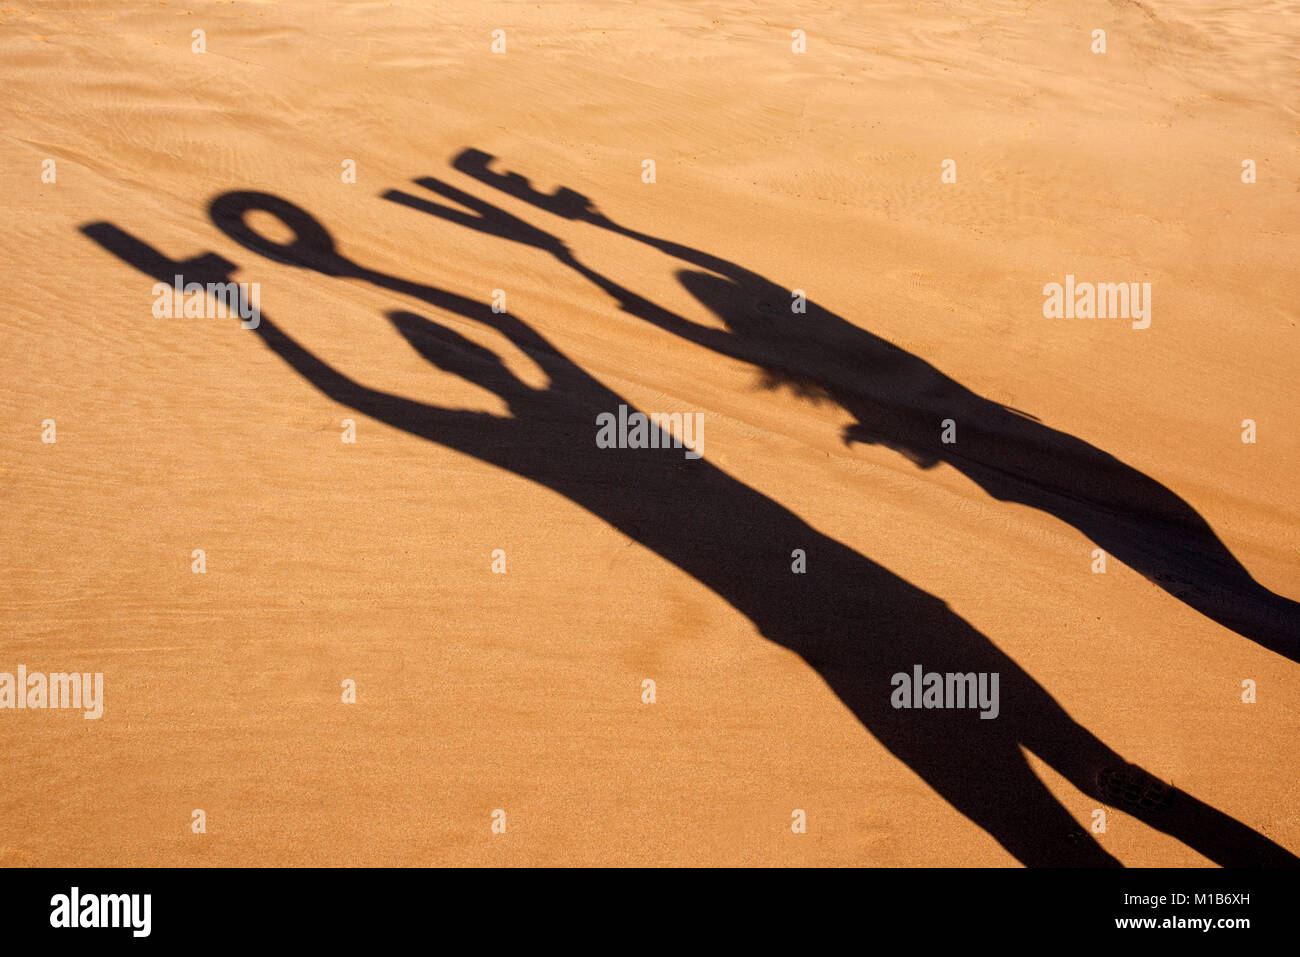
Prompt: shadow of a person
<box><xmin>78</xmin><ymin>191</ymin><xmax>1297</xmax><ymax>867</ymax></box>
<box><xmin>434</xmin><ymin>148</ymin><xmax>1300</xmax><ymax>666</ymax></box>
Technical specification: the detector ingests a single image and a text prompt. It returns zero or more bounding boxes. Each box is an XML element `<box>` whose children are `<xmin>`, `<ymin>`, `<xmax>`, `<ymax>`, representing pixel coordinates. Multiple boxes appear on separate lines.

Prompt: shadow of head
<box><xmin>675</xmin><ymin>268</ymin><xmax>791</xmax><ymax>332</ymax></box>
<box><xmin>674</xmin><ymin>267</ymin><xmax>945</xmax><ymax>468</ymax></box>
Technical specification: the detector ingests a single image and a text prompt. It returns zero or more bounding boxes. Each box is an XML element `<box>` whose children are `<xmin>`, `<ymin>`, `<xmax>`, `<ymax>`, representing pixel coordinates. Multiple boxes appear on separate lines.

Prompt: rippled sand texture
<box><xmin>1</xmin><ymin>0</ymin><xmax>1296</xmax><ymax>865</ymax></box>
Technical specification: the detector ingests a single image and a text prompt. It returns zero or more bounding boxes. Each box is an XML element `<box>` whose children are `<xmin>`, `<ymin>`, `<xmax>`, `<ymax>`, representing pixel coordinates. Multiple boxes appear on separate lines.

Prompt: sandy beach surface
<box><xmin>1</xmin><ymin>0</ymin><xmax>1297</xmax><ymax>866</ymax></box>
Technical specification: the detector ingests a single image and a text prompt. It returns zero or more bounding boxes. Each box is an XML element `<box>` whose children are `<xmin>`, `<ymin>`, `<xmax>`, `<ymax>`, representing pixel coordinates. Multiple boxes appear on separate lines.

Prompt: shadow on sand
<box><xmin>78</xmin><ymin>162</ymin><xmax>1297</xmax><ymax>866</ymax></box>
<box><xmin>428</xmin><ymin>148</ymin><xmax>1300</xmax><ymax>668</ymax></box>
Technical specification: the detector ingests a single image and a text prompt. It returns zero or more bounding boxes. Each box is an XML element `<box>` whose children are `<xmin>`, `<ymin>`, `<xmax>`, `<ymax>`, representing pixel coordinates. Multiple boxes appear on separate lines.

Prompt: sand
<box><xmin>1</xmin><ymin>0</ymin><xmax>1296</xmax><ymax>866</ymax></box>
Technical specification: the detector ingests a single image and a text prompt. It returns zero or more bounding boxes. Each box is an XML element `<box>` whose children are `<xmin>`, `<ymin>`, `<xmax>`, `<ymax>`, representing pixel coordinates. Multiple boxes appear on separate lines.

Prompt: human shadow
<box><xmin>434</xmin><ymin>148</ymin><xmax>1300</xmax><ymax>666</ymax></box>
<box><xmin>78</xmin><ymin>190</ymin><xmax>1297</xmax><ymax>867</ymax></box>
